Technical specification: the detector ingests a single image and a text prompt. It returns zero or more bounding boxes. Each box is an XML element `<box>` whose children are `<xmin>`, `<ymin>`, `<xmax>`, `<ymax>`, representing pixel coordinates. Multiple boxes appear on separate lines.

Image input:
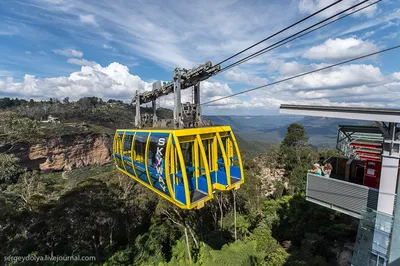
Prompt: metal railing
<box><xmin>306</xmin><ymin>173</ymin><xmax>379</xmax><ymax>218</ymax></box>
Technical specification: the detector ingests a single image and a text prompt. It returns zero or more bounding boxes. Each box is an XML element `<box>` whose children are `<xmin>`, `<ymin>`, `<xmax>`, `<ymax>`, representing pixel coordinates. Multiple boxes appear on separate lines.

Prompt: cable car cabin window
<box><xmin>123</xmin><ymin>135</ymin><xmax>133</xmax><ymax>156</ymax></box>
<box><xmin>134</xmin><ymin>134</ymin><xmax>147</xmax><ymax>165</ymax></box>
<box><xmin>148</xmin><ymin>134</ymin><xmax>169</xmax><ymax>169</ymax></box>
<box><xmin>133</xmin><ymin>133</ymin><xmax>149</xmax><ymax>184</ymax></box>
<box><xmin>148</xmin><ymin>134</ymin><xmax>169</xmax><ymax>195</ymax></box>
<box><xmin>180</xmin><ymin>142</ymin><xmax>194</xmax><ymax>179</ymax></box>
<box><xmin>117</xmin><ymin>134</ymin><xmax>123</xmax><ymax>154</ymax></box>
<box><xmin>114</xmin><ymin>134</ymin><xmax>124</xmax><ymax>168</ymax></box>
<box><xmin>217</xmin><ymin>138</ymin><xmax>224</xmax><ymax>169</ymax></box>
<box><xmin>224</xmin><ymin>136</ymin><xmax>239</xmax><ymax>167</ymax></box>
<box><xmin>202</xmin><ymin>139</ymin><xmax>214</xmax><ymax>171</ymax></box>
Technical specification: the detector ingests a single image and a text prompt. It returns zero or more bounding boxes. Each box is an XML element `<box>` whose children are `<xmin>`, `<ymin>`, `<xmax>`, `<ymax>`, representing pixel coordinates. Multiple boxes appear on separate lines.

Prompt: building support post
<box><xmin>389</xmin><ymin>169</ymin><xmax>400</xmax><ymax>265</ymax></box>
<box><xmin>194</xmin><ymin>82</ymin><xmax>201</xmax><ymax>127</ymax></box>
<box><xmin>377</xmin><ymin>122</ymin><xmax>399</xmax><ymax>215</ymax></box>
<box><xmin>134</xmin><ymin>92</ymin><xmax>141</xmax><ymax>128</ymax></box>
<box><xmin>381</xmin><ymin>122</ymin><xmax>400</xmax><ymax>265</ymax></box>
<box><xmin>373</xmin><ymin>122</ymin><xmax>400</xmax><ymax>265</ymax></box>
<box><xmin>173</xmin><ymin>69</ymin><xmax>182</xmax><ymax>129</ymax></box>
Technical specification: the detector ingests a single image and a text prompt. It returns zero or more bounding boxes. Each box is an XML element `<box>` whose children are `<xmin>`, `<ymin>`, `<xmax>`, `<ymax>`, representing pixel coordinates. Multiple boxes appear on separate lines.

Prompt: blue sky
<box><xmin>0</xmin><ymin>0</ymin><xmax>399</xmax><ymax>115</ymax></box>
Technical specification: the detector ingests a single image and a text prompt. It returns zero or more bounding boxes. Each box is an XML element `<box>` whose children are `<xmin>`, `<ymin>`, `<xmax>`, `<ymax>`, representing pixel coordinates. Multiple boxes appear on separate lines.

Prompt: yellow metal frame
<box><xmin>113</xmin><ymin>126</ymin><xmax>244</xmax><ymax>209</ymax></box>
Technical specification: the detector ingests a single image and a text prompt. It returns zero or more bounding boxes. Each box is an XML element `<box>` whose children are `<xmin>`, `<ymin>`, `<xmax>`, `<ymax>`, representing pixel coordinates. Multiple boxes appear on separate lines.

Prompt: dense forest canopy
<box><xmin>0</xmin><ymin>97</ymin><xmax>356</xmax><ymax>265</ymax></box>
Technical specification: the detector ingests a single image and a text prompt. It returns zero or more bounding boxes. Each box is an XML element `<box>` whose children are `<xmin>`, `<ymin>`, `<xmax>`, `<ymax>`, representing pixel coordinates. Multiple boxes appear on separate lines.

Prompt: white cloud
<box><xmin>159</xmin><ymin>80</ymin><xmax>235</xmax><ymax>109</ymax></box>
<box><xmin>13</xmin><ymin>0</ymin><xmax>302</xmax><ymax>69</ymax></box>
<box><xmin>0</xmin><ymin>60</ymin><xmax>237</xmax><ymax>112</ymax></box>
<box><xmin>298</xmin><ymin>0</ymin><xmax>378</xmax><ymax>18</ymax></box>
<box><xmin>303</xmin><ymin>38</ymin><xmax>379</xmax><ymax>61</ymax></box>
<box><xmin>25</xmin><ymin>51</ymin><xmax>31</xmax><ymax>55</ymax></box>
<box><xmin>201</xmin><ymin>81</ymin><xmax>233</xmax><ymax>98</ymax></box>
<box><xmin>339</xmin><ymin>9</ymin><xmax>400</xmax><ymax>37</ymax></box>
<box><xmin>233</xmin><ymin>60</ymin><xmax>399</xmax><ymax>113</ymax></box>
<box><xmin>362</xmin><ymin>31</ymin><xmax>375</xmax><ymax>39</ymax></box>
<box><xmin>267</xmin><ymin>59</ymin><xmax>314</xmax><ymax>76</ymax></box>
<box><xmin>225</xmin><ymin>70</ymin><xmax>267</xmax><ymax>86</ymax></box>
<box><xmin>67</xmin><ymin>58</ymin><xmax>97</xmax><ymax>67</ymax></box>
<box><xmin>288</xmin><ymin>64</ymin><xmax>384</xmax><ymax>89</ymax></box>
<box><xmin>295</xmin><ymin>84</ymin><xmax>379</xmax><ymax>99</ymax></box>
<box><xmin>79</xmin><ymin>14</ymin><xmax>98</xmax><ymax>26</ymax></box>
<box><xmin>3</xmin><ymin>0</ymin><xmax>400</xmax><ymax>114</ymax></box>
<box><xmin>38</xmin><ymin>51</ymin><xmax>47</xmax><ymax>55</ymax></box>
<box><xmin>383</xmin><ymin>32</ymin><xmax>399</xmax><ymax>39</ymax></box>
<box><xmin>0</xmin><ymin>62</ymin><xmax>152</xmax><ymax>100</ymax></box>
<box><xmin>53</xmin><ymin>49</ymin><xmax>83</xmax><ymax>58</ymax></box>
<box><xmin>1</xmin><ymin>59</ymin><xmax>400</xmax><ymax>113</ymax></box>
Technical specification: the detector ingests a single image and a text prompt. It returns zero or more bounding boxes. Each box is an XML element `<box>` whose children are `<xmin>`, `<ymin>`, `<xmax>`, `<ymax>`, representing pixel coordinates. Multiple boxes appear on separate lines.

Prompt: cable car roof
<box><xmin>116</xmin><ymin>126</ymin><xmax>233</xmax><ymax>136</ymax></box>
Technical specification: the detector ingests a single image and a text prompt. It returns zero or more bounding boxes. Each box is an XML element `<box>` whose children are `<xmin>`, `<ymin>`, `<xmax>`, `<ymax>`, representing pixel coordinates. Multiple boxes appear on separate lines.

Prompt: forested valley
<box><xmin>0</xmin><ymin>97</ymin><xmax>358</xmax><ymax>265</ymax></box>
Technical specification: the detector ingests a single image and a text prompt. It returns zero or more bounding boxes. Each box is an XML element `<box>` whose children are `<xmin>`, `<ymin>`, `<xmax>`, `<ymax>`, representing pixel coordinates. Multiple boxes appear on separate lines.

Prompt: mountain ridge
<box><xmin>206</xmin><ymin>115</ymin><xmax>369</xmax><ymax>149</ymax></box>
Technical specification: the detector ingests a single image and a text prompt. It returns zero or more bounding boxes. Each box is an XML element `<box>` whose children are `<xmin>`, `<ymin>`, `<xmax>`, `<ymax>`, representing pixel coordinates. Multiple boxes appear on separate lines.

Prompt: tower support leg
<box><xmin>152</xmin><ymin>100</ymin><xmax>157</xmax><ymax>127</ymax></box>
<box><xmin>194</xmin><ymin>82</ymin><xmax>201</xmax><ymax>127</ymax></box>
<box><xmin>173</xmin><ymin>69</ymin><xmax>182</xmax><ymax>129</ymax></box>
<box><xmin>134</xmin><ymin>92</ymin><xmax>141</xmax><ymax>128</ymax></box>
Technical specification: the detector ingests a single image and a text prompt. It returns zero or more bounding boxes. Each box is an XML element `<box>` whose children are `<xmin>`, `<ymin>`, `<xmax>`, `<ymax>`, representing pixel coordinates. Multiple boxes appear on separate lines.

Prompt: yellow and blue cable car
<box><xmin>113</xmin><ymin>126</ymin><xmax>244</xmax><ymax>209</ymax></box>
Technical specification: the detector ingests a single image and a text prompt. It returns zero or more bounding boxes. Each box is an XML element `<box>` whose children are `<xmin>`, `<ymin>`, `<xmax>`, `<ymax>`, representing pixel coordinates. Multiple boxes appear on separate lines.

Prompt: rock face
<box><xmin>251</xmin><ymin>156</ymin><xmax>287</xmax><ymax>197</ymax></box>
<box><xmin>5</xmin><ymin>133</ymin><xmax>113</xmax><ymax>172</ymax></box>
<box><xmin>259</xmin><ymin>166</ymin><xmax>287</xmax><ymax>197</ymax></box>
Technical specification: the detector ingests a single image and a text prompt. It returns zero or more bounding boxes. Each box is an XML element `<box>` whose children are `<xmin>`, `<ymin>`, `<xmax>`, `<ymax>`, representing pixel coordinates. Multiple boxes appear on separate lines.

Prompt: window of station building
<box><xmin>134</xmin><ymin>134</ymin><xmax>148</xmax><ymax>164</ymax></box>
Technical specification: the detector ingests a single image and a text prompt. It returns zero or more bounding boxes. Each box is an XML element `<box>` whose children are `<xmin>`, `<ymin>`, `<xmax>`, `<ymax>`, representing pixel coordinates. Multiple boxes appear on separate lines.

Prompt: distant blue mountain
<box><xmin>205</xmin><ymin>115</ymin><xmax>368</xmax><ymax>149</ymax></box>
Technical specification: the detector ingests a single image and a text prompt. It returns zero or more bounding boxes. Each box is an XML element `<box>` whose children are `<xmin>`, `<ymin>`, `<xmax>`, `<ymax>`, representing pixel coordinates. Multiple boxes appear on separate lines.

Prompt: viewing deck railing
<box><xmin>306</xmin><ymin>173</ymin><xmax>379</xmax><ymax>218</ymax></box>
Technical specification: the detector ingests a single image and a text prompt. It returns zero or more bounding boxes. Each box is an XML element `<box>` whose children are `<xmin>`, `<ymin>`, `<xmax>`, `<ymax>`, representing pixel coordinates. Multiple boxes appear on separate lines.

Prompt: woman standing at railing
<box><xmin>309</xmin><ymin>163</ymin><xmax>322</xmax><ymax>176</ymax></box>
<box><xmin>321</xmin><ymin>163</ymin><xmax>333</xmax><ymax>177</ymax></box>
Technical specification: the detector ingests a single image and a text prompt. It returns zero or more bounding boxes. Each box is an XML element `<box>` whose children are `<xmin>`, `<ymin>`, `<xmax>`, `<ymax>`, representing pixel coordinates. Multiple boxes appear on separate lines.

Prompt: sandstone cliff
<box><xmin>251</xmin><ymin>155</ymin><xmax>288</xmax><ymax>197</ymax></box>
<box><xmin>2</xmin><ymin>133</ymin><xmax>112</xmax><ymax>172</ymax></box>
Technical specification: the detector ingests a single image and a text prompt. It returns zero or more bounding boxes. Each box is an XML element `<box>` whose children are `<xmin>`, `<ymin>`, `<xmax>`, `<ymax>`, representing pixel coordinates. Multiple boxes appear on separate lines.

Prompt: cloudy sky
<box><xmin>0</xmin><ymin>0</ymin><xmax>399</xmax><ymax>115</ymax></box>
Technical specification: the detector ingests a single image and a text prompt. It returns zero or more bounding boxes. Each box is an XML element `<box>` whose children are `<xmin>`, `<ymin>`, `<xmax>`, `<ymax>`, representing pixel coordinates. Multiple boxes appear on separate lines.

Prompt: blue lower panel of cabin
<box><xmin>216</xmin><ymin>170</ymin><xmax>228</xmax><ymax>186</ymax></box>
<box><xmin>131</xmin><ymin>161</ymin><xmax>148</xmax><ymax>184</ymax></box>
<box><xmin>125</xmin><ymin>164</ymin><xmax>135</xmax><ymax>176</ymax></box>
<box><xmin>188</xmin><ymin>176</ymin><xmax>208</xmax><ymax>193</ymax></box>
<box><xmin>114</xmin><ymin>154</ymin><xmax>124</xmax><ymax>168</ymax></box>
<box><xmin>176</xmin><ymin>183</ymin><xmax>186</xmax><ymax>205</ymax></box>
<box><xmin>230</xmin><ymin>166</ymin><xmax>241</xmax><ymax>178</ymax></box>
<box><xmin>130</xmin><ymin>161</ymin><xmax>170</xmax><ymax>197</ymax></box>
<box><xmin>148</xmin><ymin>167</ymin><xmax>170</xmax><ymax>197</ymax></box>
<box><xmin>211</xmin><ymin>171</ymin><xmax>216</xmax><ymax>184</ymax></box>
<box><xmin>230</xmin><ymin>166</ymin><xmax>242</xmax><ymax>184</ymax></box>
<box><xmin>175</xmin><ymin>176</ymin><xmax>209</xmax><ymax>205</ymax></box>
<box><xmin>119</xmin><ymin>155</ymin><xmax>171</xmax><ymax>197</ymax></box>
<box><xmin>198</xmin><ymin>176</ymin><xmax>208</xmax><ymax>192</ymax></box>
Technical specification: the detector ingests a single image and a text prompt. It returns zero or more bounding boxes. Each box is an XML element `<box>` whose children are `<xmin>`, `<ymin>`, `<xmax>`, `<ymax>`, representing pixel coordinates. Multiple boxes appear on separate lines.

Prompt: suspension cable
<box><xmin>217</xmin><ymin>0</ymin><xmax>372</xmax><ymax>74</ymax></box>
<box><xmin>216</xmin><ymin>0</ymin><xmax>344</xmax><ymax>65</ymax></box>
<box><xmin>202</xmin><ymin>45</ymin><xmax>400</xmax><ymax>105</ymax></box>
